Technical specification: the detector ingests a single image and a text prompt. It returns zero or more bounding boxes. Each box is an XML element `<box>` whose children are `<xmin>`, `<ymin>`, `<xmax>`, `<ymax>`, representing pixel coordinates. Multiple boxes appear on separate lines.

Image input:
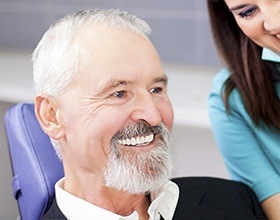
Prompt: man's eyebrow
<box><xmin>95</xmin><ymin>79</ymin><xmax>132</xmax><ymax>96</ymax></box>
<box><xmin>95</xmin><ymin>75</ymin><xmax>168</xmax><ymax>96</ymax></box>
<box><xmin>154</xmin><ymin>75</ymin><xmax>168</xmax><ymax>85</ymax></box>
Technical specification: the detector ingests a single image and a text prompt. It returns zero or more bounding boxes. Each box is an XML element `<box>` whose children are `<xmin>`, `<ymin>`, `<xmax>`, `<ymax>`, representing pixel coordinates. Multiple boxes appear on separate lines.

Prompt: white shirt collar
<box><xmin>262</xmin><ymin>48</ymin><xmax>280</xmax><ymax>63</ymax></box>
<box><xmin>55</xmin><ymin>178</ymin><xmax>179</xmax><ymax>220</ymax></box>
<box><xmin>148</xmin><ymin>181</ymin><xmax>179</xmax><ymax>220</ymax></box>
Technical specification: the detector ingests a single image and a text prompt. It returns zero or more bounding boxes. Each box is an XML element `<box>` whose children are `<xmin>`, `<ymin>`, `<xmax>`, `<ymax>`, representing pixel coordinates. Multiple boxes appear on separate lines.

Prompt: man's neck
<box><xmin>94</xmin><ymin>187</ymin><xmax>151</xmax><ymax>218</ymax></box>
<box><xmin>63</xmin><ymin>178</ymin><xmax>151</xmax><ymax>218</ymax></box>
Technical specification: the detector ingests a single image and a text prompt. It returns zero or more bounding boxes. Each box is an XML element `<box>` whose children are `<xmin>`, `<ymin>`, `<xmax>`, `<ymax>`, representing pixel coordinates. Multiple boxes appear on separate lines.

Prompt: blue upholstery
<box><xmin>4</xmin><ymin>103</ymin><xmax>64</xmax><ymax>220</ymax></box>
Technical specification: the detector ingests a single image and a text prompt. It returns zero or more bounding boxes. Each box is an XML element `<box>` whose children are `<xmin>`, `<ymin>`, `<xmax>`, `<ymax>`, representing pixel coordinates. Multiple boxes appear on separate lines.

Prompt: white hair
<box><xmin>32</xmin><ymin>8</ymin><xmax>152</xmax><ymax>96</ymax></box>
<box><xmin>32</xmin><ymin>9</ymin><xmax>152</xmax><ymax>158</ymax></box>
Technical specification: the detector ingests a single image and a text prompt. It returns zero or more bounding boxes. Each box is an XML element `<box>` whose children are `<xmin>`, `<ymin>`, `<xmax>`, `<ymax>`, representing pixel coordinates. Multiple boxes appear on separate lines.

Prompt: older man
<box><xmin>33</xmin><ymin>9</ymin><xmax>266</xmax><ymax>220</ymax></box>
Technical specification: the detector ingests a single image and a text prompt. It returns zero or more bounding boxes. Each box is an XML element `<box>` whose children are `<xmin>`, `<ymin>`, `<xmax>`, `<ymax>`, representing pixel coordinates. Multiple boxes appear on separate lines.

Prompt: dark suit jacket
<box><xmin>42</xmin><ymin>177</ymin><xmax>267</xmax><ymax>220</ymax></box>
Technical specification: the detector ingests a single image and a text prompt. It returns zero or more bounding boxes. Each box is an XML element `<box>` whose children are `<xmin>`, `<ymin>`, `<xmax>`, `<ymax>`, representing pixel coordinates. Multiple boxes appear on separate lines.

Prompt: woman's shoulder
<box><xmin>211</xmin><ymin>68</ymin><xmax>230</xmax><ymax>91</ymax></box>
<box><xmin>209</xmin><ymin>68</ymin><xmax>244</xmax><ymax>110</ymax></box>
<box><xmin>209</xmin><ymin>68</ymin><xmax>231</xmax><ymax>98</ymax></box>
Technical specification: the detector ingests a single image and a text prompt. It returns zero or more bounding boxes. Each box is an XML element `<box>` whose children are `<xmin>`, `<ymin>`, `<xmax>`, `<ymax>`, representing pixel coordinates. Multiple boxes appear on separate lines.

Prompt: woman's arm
<box><xmin>261</xmin><ymin>194</ymin><xmax>280</xmax><ymax>220</ymax></box>
<box><xmin>208</xmin><ymin>71</ymin><xmax>280</xmax><ymax>203</ymax></box>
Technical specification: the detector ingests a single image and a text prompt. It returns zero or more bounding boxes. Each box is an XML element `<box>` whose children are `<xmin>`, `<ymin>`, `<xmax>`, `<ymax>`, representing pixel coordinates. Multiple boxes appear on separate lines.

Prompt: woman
<box><xmin>207</xmin><ymin>0</ymin><xmax>280</xmax><ymax>219</ymax></box>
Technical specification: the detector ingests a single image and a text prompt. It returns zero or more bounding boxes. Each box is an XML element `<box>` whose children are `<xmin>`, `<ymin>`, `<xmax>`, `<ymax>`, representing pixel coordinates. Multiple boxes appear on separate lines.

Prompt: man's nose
<box><xmin>263</xmin><ymin>4</ymin><xmax>280</xmax><ymax>32</ymax></box>
<box><xmin>130</xmin><ymin>93</ymin><xmax>162</xmax><ymax>126</ymax></box>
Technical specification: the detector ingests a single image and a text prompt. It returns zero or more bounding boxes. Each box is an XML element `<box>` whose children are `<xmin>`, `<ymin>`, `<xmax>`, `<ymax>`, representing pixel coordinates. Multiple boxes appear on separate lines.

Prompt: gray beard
<box><xmin>103</xmin><ymin>122</ymin><xmax>173</xmax><ymax>194</ymax></box>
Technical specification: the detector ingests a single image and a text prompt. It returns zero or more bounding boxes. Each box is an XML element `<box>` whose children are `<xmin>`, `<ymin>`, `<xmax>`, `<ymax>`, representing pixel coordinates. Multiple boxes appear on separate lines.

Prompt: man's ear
<box><xmin>35</xmin><ymin>96</ymin><xmax>65</xmax><ymax>140</ymax></box>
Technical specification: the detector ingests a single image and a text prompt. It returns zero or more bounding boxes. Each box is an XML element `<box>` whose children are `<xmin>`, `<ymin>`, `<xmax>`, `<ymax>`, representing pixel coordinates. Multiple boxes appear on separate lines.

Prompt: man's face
<box><xmin>54</xmin><ymin>25</ymin><xmax>174</xmax><ymax>192</ymax></box>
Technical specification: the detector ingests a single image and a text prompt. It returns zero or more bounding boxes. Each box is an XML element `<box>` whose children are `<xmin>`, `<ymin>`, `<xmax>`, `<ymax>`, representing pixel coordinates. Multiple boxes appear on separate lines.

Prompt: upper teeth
<box><xmin>117</xmin><ymin>134</ymin><xmax>154</xmax><ymax>146</ymax></box>
<box><xmin>276</xmin><ymin>34</ymin><xmax>280</xmax><ymax>39</ymax></box>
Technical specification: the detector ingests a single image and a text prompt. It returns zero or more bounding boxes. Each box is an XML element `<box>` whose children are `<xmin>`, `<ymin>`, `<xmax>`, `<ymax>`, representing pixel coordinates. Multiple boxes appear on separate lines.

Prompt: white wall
<box><xmin>165</xmin><ymin>64</ymin><xmax>229</xmax><ymax>178</ymax></box>
<box><xmin>171</xmin><ymin>124</ymin><xmax>229</xmax><ymax>178</ymax></box>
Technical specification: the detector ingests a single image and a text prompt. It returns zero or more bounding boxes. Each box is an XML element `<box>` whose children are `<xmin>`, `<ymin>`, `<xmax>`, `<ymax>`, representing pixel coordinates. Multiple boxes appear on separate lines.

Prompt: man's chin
<box><xmin>105</xmin><ymin>136</ymin><xmax>173</xmax><ymax>194</ymax></box>
<box><xmin>105</xmin><ymin>175</ymin><xmax>169</xmax><ymax>195</ymax></box>
<box><xmin>104</xmin><ymin>161</ymin><xmax>172</xmax><ymax>194</ymax></box>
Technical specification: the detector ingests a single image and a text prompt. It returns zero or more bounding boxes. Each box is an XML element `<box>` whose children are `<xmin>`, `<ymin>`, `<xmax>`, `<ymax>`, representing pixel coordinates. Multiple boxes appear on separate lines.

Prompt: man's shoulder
<box><xmin>171</xmin><ymin>176</ymin><xmax>254</xmax><ymax>204</ymax></box>
<box><xmin>42</xmin><ymin>198</ymin><xmax>66</xmax><ymax>220</ymax></box>
<box><xmin>171</xmin><ymin>177</ymin><xmax>267</xmax><ymax>220</ymax></box>
<box><xmin>172</xmin><ymin>176</ymin><xmax>249</xmax><ymax>191</ymax></box>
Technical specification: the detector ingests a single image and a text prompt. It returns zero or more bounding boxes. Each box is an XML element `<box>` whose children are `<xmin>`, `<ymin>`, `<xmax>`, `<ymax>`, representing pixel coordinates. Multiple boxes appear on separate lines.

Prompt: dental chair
<box><xmin>4</xmin><ymin>103</ymin><xmax>64</xmax><ymax>220</ymax></box>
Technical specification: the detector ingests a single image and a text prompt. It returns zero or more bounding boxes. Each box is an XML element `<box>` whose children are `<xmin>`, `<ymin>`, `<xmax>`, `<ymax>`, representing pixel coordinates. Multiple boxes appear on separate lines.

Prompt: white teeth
<box><xmin>125</xmin><ymin>138</ymin><xmax>131</xmax><ymax>145</ymax></box>
<box><xmin>276</xmin><ymin>34</ymin><xmax>280</xmax><ymax>39</ymax></box>
<box><xmin>117</xmin><ymin>134</ymin><xmax>154</xmax><ymax>146</ymax></box>
<box><xmin>130</xmin><ymin>137</ymin><xmax>136</xmax><ymax>145</ymax></box>
<box><xmin>145</xmin><ymin>134</ymin><xmax>153</xmax><ymax>142</ymax></box>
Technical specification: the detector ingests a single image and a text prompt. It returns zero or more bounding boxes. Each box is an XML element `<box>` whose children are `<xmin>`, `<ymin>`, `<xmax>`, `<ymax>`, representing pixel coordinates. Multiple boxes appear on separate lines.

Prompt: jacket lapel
<box><xmin>171</xmin><ymin>188</ymin><xmax>225</xmax><ymax>220</ymax></box>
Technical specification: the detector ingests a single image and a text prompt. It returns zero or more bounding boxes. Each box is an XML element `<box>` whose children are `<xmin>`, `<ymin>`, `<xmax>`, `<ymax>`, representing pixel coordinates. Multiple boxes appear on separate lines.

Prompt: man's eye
<box><xmin>113</xmin><ymin>91</ymin><xmax>125</xmax><ymax>98</ymax></box>
<box><xmin>239</xmin><ymin>6</ymin><xmax>258</xmax><ymax>18</ymax></box>
<box><xmin>150</xmin><ymin>87</ymin><xmax>163</xmax><ymax>94</ymax></box>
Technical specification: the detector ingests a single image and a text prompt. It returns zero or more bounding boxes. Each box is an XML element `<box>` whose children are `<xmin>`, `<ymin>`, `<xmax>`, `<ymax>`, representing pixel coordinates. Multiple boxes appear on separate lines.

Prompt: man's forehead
<box><xmin>73</xmin><ymin>24</ymin><xmax>143</xmax><ymax>50</ymax></box>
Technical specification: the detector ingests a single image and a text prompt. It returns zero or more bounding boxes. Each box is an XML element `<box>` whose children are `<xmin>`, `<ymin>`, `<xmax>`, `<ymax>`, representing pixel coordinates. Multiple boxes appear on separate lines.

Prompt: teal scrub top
<box><xmin>208</xmin><ymin>48</ymin><xmax>280</xmax><ymax>202</ymax></box>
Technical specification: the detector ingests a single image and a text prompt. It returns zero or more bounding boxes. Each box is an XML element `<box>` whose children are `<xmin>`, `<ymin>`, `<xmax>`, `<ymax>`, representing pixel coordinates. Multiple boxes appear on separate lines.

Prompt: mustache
<box><xmin>111</xmin><ymin>121</ymin><xmax>170</xmax><ymax>143</ymax></box>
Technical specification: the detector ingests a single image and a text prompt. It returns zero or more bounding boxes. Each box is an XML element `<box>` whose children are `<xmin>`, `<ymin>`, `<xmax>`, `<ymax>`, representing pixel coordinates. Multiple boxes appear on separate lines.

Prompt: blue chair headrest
<box><xmin>4</xmin><ymin>103</ymin><xmax>64</xmax><ymax>220</ymax></box>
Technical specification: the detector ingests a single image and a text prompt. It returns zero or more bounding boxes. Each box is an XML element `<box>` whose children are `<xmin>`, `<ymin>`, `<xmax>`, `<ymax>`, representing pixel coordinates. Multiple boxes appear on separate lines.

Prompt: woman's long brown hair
<box><xmin>207</xmin><ymin>0</ymin><xmax>280</xmax><ymax>130</ymax></box>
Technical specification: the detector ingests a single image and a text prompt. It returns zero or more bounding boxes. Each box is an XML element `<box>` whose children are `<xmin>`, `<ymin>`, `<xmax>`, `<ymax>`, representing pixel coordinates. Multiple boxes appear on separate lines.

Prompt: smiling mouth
<box><xmin>117</xmin><ymin>134</ymin><xmax>155</xmax><ymax>146</ymax></box>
